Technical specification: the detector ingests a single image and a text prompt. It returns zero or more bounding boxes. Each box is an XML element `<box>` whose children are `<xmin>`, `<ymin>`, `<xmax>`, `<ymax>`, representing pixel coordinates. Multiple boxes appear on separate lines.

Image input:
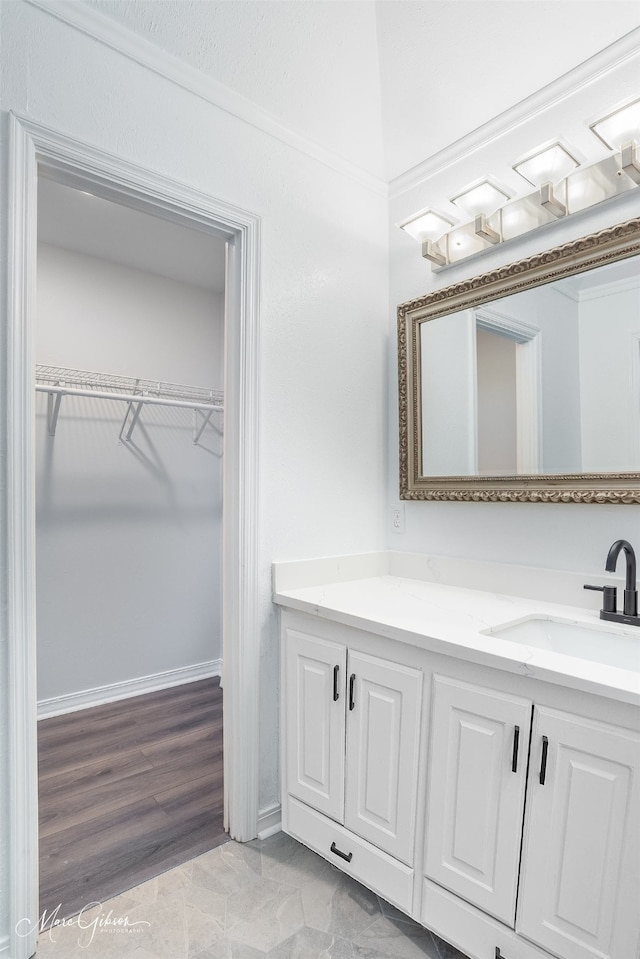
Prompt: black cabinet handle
<box><xmin>349</xmin><ymin>673</ymin><xmax>356</xmax><ymax>711</ymax></box>
<box><xmin>539</xmin><ymin>735</ymin><xmax>549</xmax><ymax>785</ymax></box>
<box><xmin>333</xmin><ymin>665</ymin><xmax>340</xmax><ymax>702</ymax></box>
<box><xmin>511</xmin><ymin>725</ymin><xmax>520</xmax><ymax>773</ymax></box>
<box><xmin>330</xmin><ymin>841</ymin><xmax>353</xmax><ymax>863</ymax></box>
<box><xmin>495</xmin><ymin>948</ymin><xmax>509</xmax><ymax>959</ymax></box>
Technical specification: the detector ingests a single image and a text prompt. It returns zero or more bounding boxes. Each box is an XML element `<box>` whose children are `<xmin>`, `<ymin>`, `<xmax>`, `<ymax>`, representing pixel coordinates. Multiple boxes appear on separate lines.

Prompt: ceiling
<box><xmin>87</xmin><ymin>0</ymin><xmax>640</xmax><ymax>181</ymax></box>
<box><xmin>555</xmin><ymin>254</ymin><xmax>640</xmax><ymax>299</ymax></box>
<box><xmin>38</xmin><ymin>177</ymin><xmax>227</xmax><ymax>293</ymax></box>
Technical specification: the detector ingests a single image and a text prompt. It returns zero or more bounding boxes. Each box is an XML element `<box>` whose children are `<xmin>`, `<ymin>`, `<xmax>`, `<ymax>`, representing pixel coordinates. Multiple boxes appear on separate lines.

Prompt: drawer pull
<box><xmin>495</xmin><ymin>949</ymin><xmax>509</xmax><ymax>959</ymax></box>
<box><xmin>511</xmin><ymin>725</ymin><xmax>520</xmax><ymax>773</ymax></box>
<box><xmin>539</xmin><ymin>735</ymin><xmax>549</xmax><ymax>785</ymax></box>
<box><xmin>333</xmin><ymin>664</ymin><xmax>340</xmax><ymax>702</ymax></box>
<box><xmin>349</xmin><ymin>673</ymin><xmax>356</xmax><ymax>711</ymax></box>
<box><xmin>330</xmin><ymin>841</ymin><xmax>353</xmax><ymax>863</ymax></box>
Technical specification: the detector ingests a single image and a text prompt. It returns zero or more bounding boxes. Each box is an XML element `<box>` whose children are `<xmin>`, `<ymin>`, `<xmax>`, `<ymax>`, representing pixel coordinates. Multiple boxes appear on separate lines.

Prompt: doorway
<box><xmin>474</xmin><ymin>307</ymin><xmax>542</xmax><ymax>475</ymax></box>
<box><xmin>35</xmin><ymin>177</ymin><xmax>228</xmax><ymax>917</ymax></box>
<box><xmin>7</xmin><ymin>115</ymin><xmax>261</xmax><ymax>959</ymax></box>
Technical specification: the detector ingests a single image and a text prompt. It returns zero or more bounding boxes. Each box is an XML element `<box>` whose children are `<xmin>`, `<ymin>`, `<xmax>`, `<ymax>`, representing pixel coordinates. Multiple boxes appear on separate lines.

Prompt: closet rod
<box><xmin>36</xmin><ymin>384</ymin><xmax>223</xmax><ymax>412</ymax></box>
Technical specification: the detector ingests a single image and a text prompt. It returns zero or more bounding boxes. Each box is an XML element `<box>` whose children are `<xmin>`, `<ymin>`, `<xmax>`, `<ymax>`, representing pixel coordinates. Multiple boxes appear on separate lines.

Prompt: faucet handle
<box><xmin>584</xmin><ymin>583</ymin><xmax>617</xmax><ymax>614</ymax></box>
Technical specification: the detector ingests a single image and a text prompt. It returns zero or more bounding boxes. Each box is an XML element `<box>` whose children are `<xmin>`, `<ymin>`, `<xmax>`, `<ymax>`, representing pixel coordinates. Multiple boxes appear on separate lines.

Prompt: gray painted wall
<box><xmin>36</xmin><ymin>243</ymin><xmax>224</xmax><ymax>703</ymax></box>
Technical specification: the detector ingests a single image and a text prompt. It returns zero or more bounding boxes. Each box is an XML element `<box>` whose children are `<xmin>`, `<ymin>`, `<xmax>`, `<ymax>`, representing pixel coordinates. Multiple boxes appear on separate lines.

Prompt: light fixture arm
<box><xmin>621</xmin><ymin>141</ymin><xmax>640</xmax><ymax>185</ymax></box>
<box><xmin>422</xmin><ymin>239</ymin><xmax>447</xmax><ymax>266</ymax></box>
<box><xmin>540</xmin><ymin>182</ymin><xmax>567</xmax><ymax>218</ymax></box>
<box><xmin>474</xmin><ymin>214</ymin><xmax>501</xmax><ymax>245</ymax></box>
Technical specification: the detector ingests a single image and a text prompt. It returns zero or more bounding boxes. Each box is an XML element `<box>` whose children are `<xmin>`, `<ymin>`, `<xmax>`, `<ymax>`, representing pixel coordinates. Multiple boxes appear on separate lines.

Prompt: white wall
<box><xmin>88</xmin><ymin>0</ymin><xmax>386</xmax><ymax>179</ymax></box>
<box><xmin>420</xmin><ymin>309</ymin><xmax>475</xmax><ymax>474</ymax></box>
<box><xmin>0</xmin><ymin>0</ymin><xmax>389</xmax><ymax>934</ymax></box>
<box><xmin>492</xmin><ymin>284</ymin><xmax>582</xmax><ymax>473</ymax></box>
<box><xmin>388</xmin><ymin>42</ymin><xmax>640</xmax><ymax>574</ymax></box>
<box><xmin>579</xmin><ymin>280</ymin><xmax>640</xmax><ymax>471</ymax></box>
<box><xmin>35</xmin><ymin>243</ymin><xmax>223</xmax><ymax>703</ymax></box>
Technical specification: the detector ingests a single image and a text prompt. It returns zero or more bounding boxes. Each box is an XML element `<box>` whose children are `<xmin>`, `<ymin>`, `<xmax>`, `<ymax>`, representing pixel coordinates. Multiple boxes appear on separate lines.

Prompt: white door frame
<box><xmin>6</xmin><ymin>113</ymin><xmax>261</xmax><ymax>959</ymax></box>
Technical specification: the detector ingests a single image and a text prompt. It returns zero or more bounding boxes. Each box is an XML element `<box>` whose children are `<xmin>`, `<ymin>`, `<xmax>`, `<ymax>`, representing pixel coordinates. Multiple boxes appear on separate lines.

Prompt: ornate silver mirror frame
<box><xmin>398</xmin><ymin>217</ymin><xmax>640</xmax><ymax>503</ymax></box>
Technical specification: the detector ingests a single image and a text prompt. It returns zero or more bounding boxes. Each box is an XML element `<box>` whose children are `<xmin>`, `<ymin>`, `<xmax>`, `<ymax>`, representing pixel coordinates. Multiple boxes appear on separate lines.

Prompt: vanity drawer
<box><xmin>422</xmin><ymin>878</ymin><xmax>551</xmax><ymax>959</ymax></box>
<box><xmin>286</xmin><ymin>796</ymin><xmax>414</xmax><ymax>915</ymax></box>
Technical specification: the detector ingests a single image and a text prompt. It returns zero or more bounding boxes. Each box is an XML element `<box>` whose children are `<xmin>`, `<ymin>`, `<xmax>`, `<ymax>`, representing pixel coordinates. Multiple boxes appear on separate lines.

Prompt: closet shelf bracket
<box><xmin>47</xmin><ymin>388</ymin><xmax>64</xmax><ymax>437</ymax></box>
<box><xmin>193</xmin><ymin>408</ymin><xmax>223</xmax><ymax>445</ymax></box>
<box><xmin>119</xmin><ymin>399</ymin><xmax>145</xmax><ymax>444</ymax></box>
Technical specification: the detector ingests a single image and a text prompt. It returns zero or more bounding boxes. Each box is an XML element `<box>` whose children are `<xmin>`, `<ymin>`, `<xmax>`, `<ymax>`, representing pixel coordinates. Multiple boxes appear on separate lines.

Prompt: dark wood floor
<box><xmin>38</xmin><ymin>677</ymin><xmax>227</xmax><ymax>920</ymax></box>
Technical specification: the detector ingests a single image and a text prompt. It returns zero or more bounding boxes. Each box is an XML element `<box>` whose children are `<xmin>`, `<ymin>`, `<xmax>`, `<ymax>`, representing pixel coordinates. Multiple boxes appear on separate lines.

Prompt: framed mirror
<box><xmin>398</xmin><ymin>217</ymin><xmax>640</xmax><ymax>503</ymax></box>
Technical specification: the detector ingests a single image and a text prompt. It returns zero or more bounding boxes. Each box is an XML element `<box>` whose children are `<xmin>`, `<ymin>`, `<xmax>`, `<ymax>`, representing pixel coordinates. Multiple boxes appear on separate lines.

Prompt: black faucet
<box><xmin>584</xmin><ymin>539</ymin><xmax>640</xmax><ymax>626</ymax></box>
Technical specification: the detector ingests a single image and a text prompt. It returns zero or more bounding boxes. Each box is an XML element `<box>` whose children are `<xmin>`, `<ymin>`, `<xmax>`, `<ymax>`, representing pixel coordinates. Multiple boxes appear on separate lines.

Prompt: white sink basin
<box><xmin>484</xmin><ymin>616</ymin><xmax>640</xmax><ymax>672</ymax></box>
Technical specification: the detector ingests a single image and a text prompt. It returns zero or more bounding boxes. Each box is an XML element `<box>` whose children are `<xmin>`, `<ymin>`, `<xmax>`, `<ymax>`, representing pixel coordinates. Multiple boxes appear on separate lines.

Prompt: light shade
<box><xmin>450</xmin><ymin>180</ymin><xmax>510</xmax><ymax>217</ymax></box>
<box><xmin>399</xmin><ymin>209</ymin><xmax>454</xmax><ymax>243</ymax></box>
<box><xmin>445</xmin><ymin>222</ymin><xmax>488</xmax><ymax>263</ymax></box>
<box><xmin>513</xmin><ymin>142</ymin><xmax>579</xmax><ymax>187</ymax></box>
<box><xmin>500</xmin><ymin>194</ymin><xmax>557</xmax><ymax>239</ymax></box>
<box><xmin>567</xmin><ymin>154</ymin><xmax>633</xmax><ymax>212</ymax></box>
<box><xmin>622</xmin><ymin>141</ymin><xmax>640</xmax><ymax>185</ymax></box>
<box><xmin>590</xmin><ymin>97</ymin><xmax>640</xmax><ymax>150</ymax></box>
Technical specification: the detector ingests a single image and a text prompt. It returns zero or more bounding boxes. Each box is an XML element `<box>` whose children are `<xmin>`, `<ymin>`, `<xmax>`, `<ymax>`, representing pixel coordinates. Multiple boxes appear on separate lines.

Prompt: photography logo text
<box><xmin>16</xmin><ymin>902</ymin><xmax>151</xmax><ymax>946</ymax></box>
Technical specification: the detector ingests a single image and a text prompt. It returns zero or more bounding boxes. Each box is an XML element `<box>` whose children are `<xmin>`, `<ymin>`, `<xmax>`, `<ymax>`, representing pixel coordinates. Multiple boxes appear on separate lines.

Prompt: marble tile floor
<box><xmin>34</xmin><ymin>831</ymin><xmax>471</xmax><ymax>959</ymax></box>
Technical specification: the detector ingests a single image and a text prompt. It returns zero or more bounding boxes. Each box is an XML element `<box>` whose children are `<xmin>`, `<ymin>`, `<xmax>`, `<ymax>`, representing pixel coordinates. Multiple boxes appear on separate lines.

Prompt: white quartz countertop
<box><xmin>273</xmin><ymin>553</ymin><xmax>640</xmax><ymax>707</ymax></box>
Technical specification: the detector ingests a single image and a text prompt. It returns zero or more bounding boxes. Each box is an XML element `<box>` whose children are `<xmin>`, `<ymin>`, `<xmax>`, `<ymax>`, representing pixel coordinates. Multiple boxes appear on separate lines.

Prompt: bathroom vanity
<box><xmin>274</xmin><ymin>552</ymin><xmax>640</xmax><ymax>959</ymax></box>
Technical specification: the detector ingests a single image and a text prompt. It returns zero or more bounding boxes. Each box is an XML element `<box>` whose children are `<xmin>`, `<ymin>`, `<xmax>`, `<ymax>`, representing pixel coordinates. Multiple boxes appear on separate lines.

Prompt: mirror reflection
<box><xmin>420</xmin><ymin>254</ymin><xmax>640</xmax><ymax>477</ymax></box>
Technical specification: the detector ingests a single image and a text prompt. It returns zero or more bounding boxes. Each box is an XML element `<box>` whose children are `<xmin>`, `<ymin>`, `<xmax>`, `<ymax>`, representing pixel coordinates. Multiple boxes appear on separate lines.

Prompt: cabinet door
<box><xmin>424</xmin><ymin>675</ymin><xmax>531</xmax><ymax>925</ymax></box>
<box><xmin>344</xmin><ymin>651</ymin><xmax>422</xmax><ymax>865</ymax></box>
<box><xmin>518</xmin><ymin>706</ymin><xmax>640</xmax><ymax>959</ymax></box>
<box><xmin>285</xmin><ymin>627</ymin><xmax>346</xmax><ymax>822</ymax></box>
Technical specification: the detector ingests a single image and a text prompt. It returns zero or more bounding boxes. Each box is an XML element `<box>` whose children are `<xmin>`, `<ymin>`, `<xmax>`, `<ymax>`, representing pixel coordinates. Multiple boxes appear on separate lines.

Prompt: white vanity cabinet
<box><xmin>282</xmin><ymin>614</ymin><xmax>423</xmax><ymax>910</ymax></box>
<box><xmin>424</xmin><ymin>675</ymin><xmax>532</xmax><ymax>926</ymax></box>
<box><xmin>422</xmin><ymin>672</ymin><xmax>640</xmax><ymax>959</ymax></box>
<box><xmin>517</xmin><ymin>707</ymin><xmax>640</xmax><ymax>959</ymax></box>
<box><xmin>344</xmin><ymin>649</ymin><xmax>422</xmax><ymax>864</ymax></box>
<box><xmin>279</xmin><ymin>605</ymin><xmax>640</xmax><ymax>959</ymax></box>
<box><xmin>284</xmin><ymin>629</ymin><xmax>346</xmax><ymax>821</ymax></box>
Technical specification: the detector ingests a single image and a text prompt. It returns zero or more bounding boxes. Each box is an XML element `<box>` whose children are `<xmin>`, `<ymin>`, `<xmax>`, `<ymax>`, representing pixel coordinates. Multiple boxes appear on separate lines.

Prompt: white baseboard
<box><xmin>37</xmin><ymin>659</ymin><xmax>223</xmax><ymax>719</ymax></box>
<box><xmin>257</xmin><ymin>801</ymin><xmax>282</xmax><ymax>840</ymax></box>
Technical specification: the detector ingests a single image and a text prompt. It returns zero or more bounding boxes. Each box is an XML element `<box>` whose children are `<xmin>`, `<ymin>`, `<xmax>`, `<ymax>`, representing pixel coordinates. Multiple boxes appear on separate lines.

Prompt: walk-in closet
<box><xmin>35</xmin><ymin>177</ymin><xmax>228</xmax><ymax>918</ymax></box>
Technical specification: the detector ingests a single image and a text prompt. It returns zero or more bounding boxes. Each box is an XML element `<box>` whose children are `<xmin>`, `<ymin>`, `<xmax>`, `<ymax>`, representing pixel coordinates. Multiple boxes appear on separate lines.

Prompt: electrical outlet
<box><xmin>391</xmin><ymin>504</ymin><xmax>405</xmax><ymax>533</ymax></box>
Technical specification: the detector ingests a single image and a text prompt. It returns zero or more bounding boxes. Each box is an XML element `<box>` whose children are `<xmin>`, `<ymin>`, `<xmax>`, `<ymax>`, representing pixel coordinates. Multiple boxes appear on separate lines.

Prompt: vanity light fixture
<box><xmin>513</xmin><ymin>142</ymin><xmax>580</xmax><ymax>187</ymax></box>
<box><xmin>539</xmin><ymin>182</ymin><xmax>567</xmax><ymax>218</ymax></box>
<box><xmin>398</xmin><ymin>208</ymin><xmax>454</xmax><ymax>266</ymax></box>
<box><xmin>474</xmin><ymin>214</ymin><xmax>501</xmax><ymax>244</ymax></box>
<box><xmin>399</xmin><ymin>208</ymin><xmax>455</xmax><ymax>243</ymax></box>
<box><xmin>621</xmin><ymin>141</ymin><xmax>640</xmax><ymax>185</ymax></box>
<box><xmin>590</xmin><ymin>97</ymin><xmax>640</xmax><ymax>151</ymax></box>
<box><xmin>401</xmin><ymin>94</ymin><xmax>640</xmax><ymax>271</ymax></box>
<box><xmin>450</xmin><ymin>179</ymin><xmax>510</xmax><ymax>217</ymax></box>
<box><xmin>422</xmin><ymin>240</ymin><xmax>448</xmax><ymax>266</ymax></box>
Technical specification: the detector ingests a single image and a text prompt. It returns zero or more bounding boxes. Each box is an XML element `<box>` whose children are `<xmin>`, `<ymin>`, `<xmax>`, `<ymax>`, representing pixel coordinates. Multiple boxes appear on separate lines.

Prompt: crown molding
<box><xmin>577</xmin><ymin>272</ymin><xmax>640</xmax><ymax>302</ymax></box>
<box><xmin>390</xmin><ymin>27</ymin><xmax>640</xmax><ymax>199</ymax></box>
<box><xmin>21</xmin><ymin>1</ymin><xmax>639</xmax><ymax>204</ymax></box>
<box><xmin>24</xmin><ymin>0</ymin><xmax>388</xmax><ymax>198</ymax></box>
